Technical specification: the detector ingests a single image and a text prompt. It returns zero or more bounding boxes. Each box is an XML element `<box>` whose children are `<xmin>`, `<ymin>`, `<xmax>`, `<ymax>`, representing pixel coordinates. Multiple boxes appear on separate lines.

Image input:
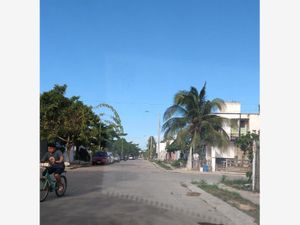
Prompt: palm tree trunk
<box><xmin>186</xmin><ymin>145</ymin><xmax>193</xmax><ymax>170</ymax></box>
<box><xmin>65</xmin><ymin>136</ymin><xmax>72</xmax><ymax>163</ymax></box>
<box><xmin>66</xmin><ymin>143</ymin><xmax>72</xmax><ymax>163</ymax></box>
<box><xmin>187</xmin><ymin>131</ymin><xmax>197</xmax><ymax>170</ymax></box>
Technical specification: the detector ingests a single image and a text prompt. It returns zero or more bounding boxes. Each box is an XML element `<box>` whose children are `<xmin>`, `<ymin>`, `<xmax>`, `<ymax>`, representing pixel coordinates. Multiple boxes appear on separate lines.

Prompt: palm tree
<box><xmin>147</xmin><ymin>136</ymin><xmax>157</xmax><ymax>159</ymax></box>
<box><xmin>162</xmin><ymin>83</ymin><xmax>230</xmax><ymax>170</ymax></box>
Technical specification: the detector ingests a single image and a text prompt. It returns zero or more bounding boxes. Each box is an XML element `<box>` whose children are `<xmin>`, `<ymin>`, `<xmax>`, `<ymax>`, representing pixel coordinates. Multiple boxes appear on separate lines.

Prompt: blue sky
<box><xmin>40</xmin><ymin>0</ymin><xmax>259</xmax><ymax>149</ymax></box>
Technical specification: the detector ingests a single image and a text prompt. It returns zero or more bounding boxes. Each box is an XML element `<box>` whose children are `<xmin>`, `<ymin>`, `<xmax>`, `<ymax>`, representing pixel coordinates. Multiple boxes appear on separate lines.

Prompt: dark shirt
<box><xmin>41</xmin><ymin>150</ymin><xmax>64</xmax><ymax>167</ymax></box>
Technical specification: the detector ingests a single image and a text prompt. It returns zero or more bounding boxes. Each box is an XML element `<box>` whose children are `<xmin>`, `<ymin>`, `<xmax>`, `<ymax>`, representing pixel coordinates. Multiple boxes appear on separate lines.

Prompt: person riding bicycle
<box><xmin>41</xmin><ymin>142</ymin><xmax>65</xmax><ymax>192</ymax></box>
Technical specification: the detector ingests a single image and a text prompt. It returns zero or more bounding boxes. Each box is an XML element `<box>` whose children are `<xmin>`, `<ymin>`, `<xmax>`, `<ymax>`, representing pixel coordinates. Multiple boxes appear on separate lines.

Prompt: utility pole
<box><xmin>122</xmin><ymin>138</ymin><xmax>123</xmax><ymax>157</ymax></box>
<box><xmin>157</xmin><ymin>114</ymin><xmax>160</xmax><ymax>160</ymax></box>
<box><xmin>150</xmin><ymin>137</ymin><xmax>153</xmax><ymax>159</ymax></box>
<box><xmin>238</xmin><ymin>113</ymin><xmax>241</xmax><ymax>138</ymax></box>
<box><xmin>99</xmin><ymin>124</ymin><xmax>101</xmax><ymax>151</ymax></box>
<box><xmin>252</xmin><ymin>139</ymin><xmax>256</xmax><ymax>192</ymax></box>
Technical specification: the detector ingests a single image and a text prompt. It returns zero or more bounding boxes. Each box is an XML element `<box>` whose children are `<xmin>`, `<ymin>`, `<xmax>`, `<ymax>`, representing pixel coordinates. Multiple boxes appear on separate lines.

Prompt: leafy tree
<box><xmin>111</xmin><ymin>138</ymin><xmax>141</xmax><ymax>157</ymax></box>
<box><xmin>162</xmin><ymin>83</ymin><xmax>230</xmax><ymax>170</ymax></box>
<box><xmin>236</xmin><ymin>132</ymin><xmax>259</xmax><ymax>162</ymax></box>
<box><xmin>236</xmin><ymin>131</ymin><xmax>260</xmax><ymax>191</ymax></box>
<box><xmin>40</xmin><ymin>84</ymin><xmax>70</xmax><ymax>142</ymax></box>
<box><xmin>235</xmin><ymin>132</ymin><xmax>259</xmax><ymax>162</ymax></box>
<box><xmin>40</xmin><ymin>85</ymin><xmax>121</xmax><ymax>161</ymax></box>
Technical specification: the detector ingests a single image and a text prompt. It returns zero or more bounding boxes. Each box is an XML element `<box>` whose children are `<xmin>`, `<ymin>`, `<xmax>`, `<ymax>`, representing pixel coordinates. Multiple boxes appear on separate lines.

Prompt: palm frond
<box><xmin>198</xmin><ymin>82</ymin><xmax>206</xmax><ymax>106</ymax></box>
<box><xmin>162</xmin><ymin>117</ymin><xmax>188</xmax><ymax>139</ymax></box>
<box><xmin>190</xmin><ymin>86</ymin><xmax>199</xmax><ymax>98</ymax></box>
<box><xmin>163</xmin><ymin>105</ymin><xmax>187</xmax><ymax>121</ymax></box>
<box><xmin>200</xmin><ymin>121</ymin><xmax>229</xmax><ymax>148</ymax></box>
<box><xmin>210</xmin><ymin>98</ymin><xmax>226</xmax><ymax>112</ymax></box>
<box><xmin>174</xmin><ymin>90</ymin><xmax>189</xmax><ymax>105</ymax></box>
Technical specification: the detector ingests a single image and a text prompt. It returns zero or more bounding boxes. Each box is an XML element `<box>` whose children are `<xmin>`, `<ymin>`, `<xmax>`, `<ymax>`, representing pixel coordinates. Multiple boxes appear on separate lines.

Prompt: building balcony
<box><xmin>230</xmin><ymin>127</ymin><xmax>248</xmax><ymax>140</ymax></box>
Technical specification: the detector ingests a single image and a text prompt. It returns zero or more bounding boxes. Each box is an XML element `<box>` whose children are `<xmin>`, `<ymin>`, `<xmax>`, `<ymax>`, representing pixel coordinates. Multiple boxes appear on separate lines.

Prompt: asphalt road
<box><xmin>40</xmin><ymin>159</ymin><xmax>255</xmax><ymax>225</ymax></box>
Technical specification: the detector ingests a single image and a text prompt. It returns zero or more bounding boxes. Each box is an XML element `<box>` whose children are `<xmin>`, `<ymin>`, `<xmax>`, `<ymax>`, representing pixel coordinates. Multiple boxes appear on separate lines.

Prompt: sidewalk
<box><xmin>150</xmin><ymin>161</ymin><xmax>259</xmax><ymax>206</ymax></box>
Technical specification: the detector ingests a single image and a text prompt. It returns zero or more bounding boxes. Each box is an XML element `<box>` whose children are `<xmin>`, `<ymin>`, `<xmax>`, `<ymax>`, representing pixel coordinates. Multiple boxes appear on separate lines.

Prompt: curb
<box><xmin>169</xmin><ymin>169</ymin><xmax>246</xmax><ymax>177</ymax></box>
<box><xmin>66</xmin><ymin>164</ymin><xmax>92</xmax><ymax>170</ymax></box>
<box><xmin>150</xmin><ymin>161</ymin><xmax>167</xmax><ymax>171</ymax></box>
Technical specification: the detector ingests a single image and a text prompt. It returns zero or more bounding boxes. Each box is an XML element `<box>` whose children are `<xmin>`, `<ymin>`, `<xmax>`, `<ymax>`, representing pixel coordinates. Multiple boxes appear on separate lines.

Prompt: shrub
<box><xmin>171</xmin><ymin>160</ymin><xmax>181</xmax><ymax>168</ymax></box>
<box><xmin>246</xmin><ymin>171</ymin><xmax>252</xmax><ymax>182</ymax></box>
<box><xmin>221</xmin><ymin>175</ymin><xmax>227</xmax><ymax>182</ymax></box>
<box><xmin>170</xmin><ymin>159</ymin><xmax>187</xmax><ymax>168</ymax></box>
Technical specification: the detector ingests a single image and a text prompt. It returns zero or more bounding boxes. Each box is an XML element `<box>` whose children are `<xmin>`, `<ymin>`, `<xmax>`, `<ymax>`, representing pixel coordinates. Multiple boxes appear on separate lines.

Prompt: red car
<box><xmin>92</xmin><ymin>151</ymin><xmax>109</xmax><ymax>165</ymax></box>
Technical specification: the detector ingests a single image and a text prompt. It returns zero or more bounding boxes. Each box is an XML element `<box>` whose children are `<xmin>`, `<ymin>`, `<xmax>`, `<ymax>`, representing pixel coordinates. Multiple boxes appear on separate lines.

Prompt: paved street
<box><xmin>41</xmin><ymin>160</ymin><xmax>257</xmax><ymax>225</ymax></box>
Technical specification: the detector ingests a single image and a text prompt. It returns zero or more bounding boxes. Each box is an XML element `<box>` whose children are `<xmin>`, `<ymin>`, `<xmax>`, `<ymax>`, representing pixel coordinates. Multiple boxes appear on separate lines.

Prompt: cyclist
<box><xmin>41</xmin><ymin>142</ymin><xmax>65</xmax><ymax>192</ymax></box>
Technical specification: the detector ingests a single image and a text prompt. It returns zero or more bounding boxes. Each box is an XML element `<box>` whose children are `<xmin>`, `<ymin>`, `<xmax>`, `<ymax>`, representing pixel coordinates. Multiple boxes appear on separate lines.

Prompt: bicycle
<box><xmin>40</xmin><ymin>163</ymin><xmax>67</xmax><ymax>202</ymax></box>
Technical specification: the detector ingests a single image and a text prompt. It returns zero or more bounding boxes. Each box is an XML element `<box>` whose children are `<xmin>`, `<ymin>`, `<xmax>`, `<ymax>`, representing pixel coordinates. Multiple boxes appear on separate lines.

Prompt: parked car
<box><xmin>114</xmin><ymin>154</ymin><xmax>120</xmax><ymax>162</ymax></box>
<box><xmin>128</xmin><ymin>154</ymin><xmax>134</xmax><ymax>160</ymax></box>
<box><xmin>92</xmin><ymin>151</ymin><xmax>109</xmax><ymax>165</ymax></box>
<box><xmin>107</xmin><ymin>152</ymin><xmax>114</xmax><ymax>164</ymax></box>
<box><xmin>120</xmin><ymin>154</ymin><xmax>127</xmax><ymax>161</ymax></box>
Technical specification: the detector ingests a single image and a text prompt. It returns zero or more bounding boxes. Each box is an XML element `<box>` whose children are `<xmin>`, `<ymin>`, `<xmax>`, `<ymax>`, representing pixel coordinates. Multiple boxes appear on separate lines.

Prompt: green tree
<box><xmin>146</xmin><ymin>136</ymin><xmax>157</xmax><ymax>159</ymax></box>
<box><xmin>41</xmin><ymin>85</ymin><xmax>107</xmax><ymax>161</ymax></box>
<box><xmin>236</xmin><ymin>131</ymin><xmax>260</xmax><ymax>191</ymax></box>
<box><xmin>111</xmin><ymin>138</ymin><xmax>141</xmax><ymax>157</ymax></box>
<box><xmin>162</xmin><ymin>83</ymin><xmax>230</xmax><ymax>170</ymax></box>
<box><xmin>236</xmin><ymin>132</ymin><xmax>259</xmax><ymax>162</ymax></box>
<box><xmin>40</xmin><ymin>84</ymin><xmax>70</xmax><ymax>142</ymax></box>
<box><xmin>165</xmin><ymin>129</ymin><xmax>190</xmax><ymax>160</ymax></box>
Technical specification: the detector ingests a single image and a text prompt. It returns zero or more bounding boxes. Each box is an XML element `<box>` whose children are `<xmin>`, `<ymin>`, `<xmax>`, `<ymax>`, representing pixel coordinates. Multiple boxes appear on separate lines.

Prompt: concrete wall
<box><xmin>213</xmin><ymin>143</ymin><xmax>237</xmax><ymax>159</ymax></box>
<box><xmin>158</xmin><ymin>142</ymin><xmax>167</xmax><ymax>160</ymax></box>
<box><xmin>249</xmin><ymin>114</ymin><xmax>260</xmax><ymax>133</ymax></box>
<box><xmin>63</xmin><ymin>146</ymin><xmax>75</xmax><ymax>162</ymax></box>
<box><xmin>220</xmin><ymin>101</ymin><xmax>241</xmax><ymax>113</ymax></box>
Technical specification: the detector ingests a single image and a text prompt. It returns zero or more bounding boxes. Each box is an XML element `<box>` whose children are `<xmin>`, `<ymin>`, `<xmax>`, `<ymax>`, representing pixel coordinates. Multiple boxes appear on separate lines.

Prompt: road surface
<box><xmin>40</xmin><ymin>159</ymin><xmax>256</xmax><ymax>225</ymax></box>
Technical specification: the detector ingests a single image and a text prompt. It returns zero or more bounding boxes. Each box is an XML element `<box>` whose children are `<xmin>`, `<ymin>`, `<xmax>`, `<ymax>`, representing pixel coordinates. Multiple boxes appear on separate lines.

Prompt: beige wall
<box><xmin>210</xmin><ymin>102</ymin><xmax>260</xmax><ymax>160</ymax></box>
<box><xmin>249</xmin><ymin>114</ymin><xmax>260</xmax><ymax>133</ymax></box>
<box><xmin>220</xmin><ymin>101</ymin><xmax>241</xmax><ymax>113</ymax></box>
<box><xmin>213</xmin><ymin>143</ymin><xmax>237</xmax><ymax>158</ymax></box>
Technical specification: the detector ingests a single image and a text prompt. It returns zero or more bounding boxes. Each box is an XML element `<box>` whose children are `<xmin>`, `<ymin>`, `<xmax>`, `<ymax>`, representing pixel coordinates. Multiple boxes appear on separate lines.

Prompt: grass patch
<box><xmin>170</xmin><ymin>159</ymin><xmax>187</xmax><ymax>168</ymax></box>
<box><xmin>192</xmin><ymin>180</ymin><xmax>259</xmax><ymax>224</ymax></box>
<box><xmin>221</xmin><ymin>176</ymin><xmax>251</xmax><ymax>191</ymax></box>
<box><xmin>153</xmin><ymin>160</ymin><xmax>173</xmax><ymax>170</ymax></box>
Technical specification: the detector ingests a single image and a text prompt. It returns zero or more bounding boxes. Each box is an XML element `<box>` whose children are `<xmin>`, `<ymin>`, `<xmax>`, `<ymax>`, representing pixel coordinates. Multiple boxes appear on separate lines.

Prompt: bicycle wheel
<box><xmin>40</xmin><ymin>177</ymin><xmax>49</xmax><ymax>202</ymax></box>
<box><xmin>55</xmin><ymin>175</ymin><xmax>67</xmax><ymax>197</ymax></box>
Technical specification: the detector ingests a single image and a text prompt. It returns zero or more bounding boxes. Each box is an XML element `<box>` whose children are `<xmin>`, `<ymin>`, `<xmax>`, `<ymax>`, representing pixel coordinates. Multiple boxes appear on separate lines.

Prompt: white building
<box><xmin>156</xmin><ymin>140</ymin><xmax>181</xmax><ymax>161</ymax></box>
<box><xmin>157</xmin><ymin>142</ymin><xmax>167</xmax><ymax>160</ymax></box>
<box><xmin>208</xmin><ymin>102</ymin><xmax>260</xmax><ymax>172</ymax></box>
<box><xmin>157</xmin><ymin>101</ymin><xmax>259</xmax><ymax>171</ymax></box>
